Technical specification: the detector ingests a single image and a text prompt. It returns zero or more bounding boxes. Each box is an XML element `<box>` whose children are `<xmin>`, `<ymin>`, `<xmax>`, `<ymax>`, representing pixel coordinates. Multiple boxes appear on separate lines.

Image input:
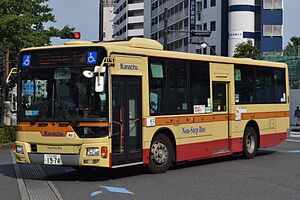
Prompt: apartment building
<box><xmin>113</xmin><ymin>0</ymin><xmax>144</xmax><ymax>40</ymax></box>
<box><xmin>145</xmin><ymin>0</ymin><xmax>283</xmax><ymax>56</ymax></box>
<box><xmin>102</xmin><ymin>0</ymin><xmax>115</xmax><ymax>41</ymax></box>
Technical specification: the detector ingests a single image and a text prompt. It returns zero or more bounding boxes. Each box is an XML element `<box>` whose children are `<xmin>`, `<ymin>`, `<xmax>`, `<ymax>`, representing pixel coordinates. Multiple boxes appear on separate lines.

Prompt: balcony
<box><xmin>128</xmin><ymin>16</ymin><xmax>144</xmax><ymax>24</ymax></box>
<box><xmin>113</xmin><ymin>0</ymin><xmax>126</xmax><ymax>13</ymax></box>
<box><xmin>128</xmin><ymin>3</ymin><xmax>144</xmax><ymax>11</ymax></box>
<box><xmin>128</xmin><ymin>29</ymin><xmax>144</xmax><ymax>37</ymax></box>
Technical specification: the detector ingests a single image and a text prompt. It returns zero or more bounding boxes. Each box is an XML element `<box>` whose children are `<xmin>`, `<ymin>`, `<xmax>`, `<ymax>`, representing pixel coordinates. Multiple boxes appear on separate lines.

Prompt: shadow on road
<box><xmin>172</xmin><ymin>149</ymin><xmax>276</xmax><ymax>170</ymax></box>
<box><xmin>0</xmin><ymin>149</ymin><xmax>277</xmax><ymax>182</ymax></box>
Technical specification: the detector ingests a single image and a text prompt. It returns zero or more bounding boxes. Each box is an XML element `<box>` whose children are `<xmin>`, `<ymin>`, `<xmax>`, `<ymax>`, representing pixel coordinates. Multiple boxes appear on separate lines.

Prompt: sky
<box><xmin>48</xmin><ymin>0</ymin><xmax>299</xmax><ymax>47</ymax></box>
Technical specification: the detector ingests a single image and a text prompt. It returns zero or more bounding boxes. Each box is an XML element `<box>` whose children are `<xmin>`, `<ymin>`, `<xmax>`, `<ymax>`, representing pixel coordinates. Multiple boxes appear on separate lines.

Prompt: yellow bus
<box><xmin>14</xmin><ymin>38</ymin><xmax>289</xmax><ymax>173</ymax></box>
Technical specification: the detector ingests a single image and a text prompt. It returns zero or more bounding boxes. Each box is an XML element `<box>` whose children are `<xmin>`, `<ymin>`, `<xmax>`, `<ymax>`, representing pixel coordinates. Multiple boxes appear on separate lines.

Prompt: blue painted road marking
<box><xmin>280</xmin><ymin>150</ymin><xmax>300</xmax><ymax>153</ymax></box>
<box><xmin>91</xmin><ymin>191</ymin><xmax>102</xmax><ymax>197</ymax></box>
<box><xmin>99</xmin><ymin>186</ymin><xmax>134</xmax><ymax>194</ymax></box>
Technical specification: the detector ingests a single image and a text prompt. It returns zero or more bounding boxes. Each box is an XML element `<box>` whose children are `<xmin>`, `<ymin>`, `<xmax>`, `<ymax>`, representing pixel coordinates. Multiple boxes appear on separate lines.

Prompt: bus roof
<box><xmin>21</xmin><ymin>38</ymin><xmax>286</xmax><ymax>68</ymax></box>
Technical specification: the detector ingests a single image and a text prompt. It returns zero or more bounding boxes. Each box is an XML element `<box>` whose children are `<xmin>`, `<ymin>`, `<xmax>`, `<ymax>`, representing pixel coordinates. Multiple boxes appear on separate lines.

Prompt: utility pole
<box><xmin>99</xmin><ymin>0</ymin><xmax>104</xmax><ymax>41</ymax></box>
<box><xmin>163</xmin><ymin>8</ymin><xmax>168</xmax><ymax>50</ymax></box>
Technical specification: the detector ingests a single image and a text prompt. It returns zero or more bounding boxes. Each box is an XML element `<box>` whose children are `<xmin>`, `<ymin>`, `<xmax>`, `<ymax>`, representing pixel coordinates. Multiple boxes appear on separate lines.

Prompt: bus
<box><xmin>14</xmin><ymin>38</ymin><xmax>289</xmax><ymax>173</ymax></box>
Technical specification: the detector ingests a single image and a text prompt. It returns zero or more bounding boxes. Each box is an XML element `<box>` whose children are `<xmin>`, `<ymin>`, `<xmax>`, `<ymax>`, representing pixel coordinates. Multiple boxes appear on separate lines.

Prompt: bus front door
<box><xmin>112</xmin><ymin>76</ymin><xmax>142</xmax><ymax>166</ymax></box>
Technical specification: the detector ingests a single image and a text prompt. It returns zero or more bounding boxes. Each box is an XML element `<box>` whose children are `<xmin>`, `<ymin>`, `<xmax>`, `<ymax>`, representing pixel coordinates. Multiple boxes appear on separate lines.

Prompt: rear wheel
<box><xmin>148</xmin><ymin>134</ymin><xmax>173</xmax><ymax>173</ymax></box>
<box><xmin>243</xmin><ymin>126</ymin><xmax>258</xmax><ymax>159</ymax></box>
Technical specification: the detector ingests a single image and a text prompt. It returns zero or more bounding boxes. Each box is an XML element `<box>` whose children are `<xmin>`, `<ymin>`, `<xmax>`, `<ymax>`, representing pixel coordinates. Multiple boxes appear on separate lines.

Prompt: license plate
<box><xmin>44</xmin><ymin>154</ymin><xmax>62</xmax><ymax>165</ymax></box>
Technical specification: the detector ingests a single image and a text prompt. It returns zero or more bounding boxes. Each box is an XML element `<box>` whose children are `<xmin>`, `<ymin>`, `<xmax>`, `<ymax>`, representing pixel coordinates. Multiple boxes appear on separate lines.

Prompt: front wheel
<box><xmin>243</xmin><ymin>126</ymin><xmax>258</xmax><ymax>159</ymax></box>
<box><xmin>148</xmin><ymin>134</ymin><xmax>173</xmax><ymax>173</ymax></box>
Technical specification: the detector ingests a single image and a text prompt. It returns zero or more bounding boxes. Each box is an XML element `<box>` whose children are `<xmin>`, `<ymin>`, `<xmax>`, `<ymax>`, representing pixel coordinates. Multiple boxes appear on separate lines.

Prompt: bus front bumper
<box><xmin>14</xmin><ymin>141</ymin><xmax>110</xmax><ymax>168</ymax></box>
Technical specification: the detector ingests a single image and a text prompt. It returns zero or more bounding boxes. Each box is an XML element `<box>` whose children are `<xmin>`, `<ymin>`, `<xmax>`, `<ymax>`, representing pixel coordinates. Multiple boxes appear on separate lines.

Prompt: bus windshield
<box><xmin>19</xmin><ymin>67</ymin><xmax>107</xmax><ymax>123</ymax></box>
<box><xmin>18</xmin><ymin>48</ymin><xmax>108</xmax><ymax>123</ymax></box>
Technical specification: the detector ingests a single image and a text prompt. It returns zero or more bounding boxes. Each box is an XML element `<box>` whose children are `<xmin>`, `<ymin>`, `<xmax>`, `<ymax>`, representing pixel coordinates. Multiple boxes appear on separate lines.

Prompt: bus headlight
<box><xmin>16</xmin><ymin>146</ymin><xmax>24</xmax><ymax>154</ymax></box>
<box><xmin>86</xmin><ymin>148</ymin><xmax>99</xmax><ymax>156</ymax></box>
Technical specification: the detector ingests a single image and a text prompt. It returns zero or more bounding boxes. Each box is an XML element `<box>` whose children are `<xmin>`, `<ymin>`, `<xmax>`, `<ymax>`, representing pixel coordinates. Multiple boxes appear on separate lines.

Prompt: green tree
<box><xmin>233</xmin><ymin>39</ymin><xmax>260</xmax><ymax>59</ymax></box>
<box><xmin>0</xmin><ymin>0</ymin><xmax>74</xmax><ymax>65</ymax></box>
<box><xmin>284</xmin><ymin>36</ymin><xmax>300</xmax><ymax>56</ymax></box>
<box><xmin>0</xmin><ymin>0</ymin><xmax>74</xmax><ymax>125</ymax></box>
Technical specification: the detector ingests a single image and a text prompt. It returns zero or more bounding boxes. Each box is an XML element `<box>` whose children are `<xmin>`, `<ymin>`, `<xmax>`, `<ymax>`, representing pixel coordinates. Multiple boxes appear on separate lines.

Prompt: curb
<box><xmin>0</xmin><ymin>142</ymin><xmax>14</xmax><ymax>150</ymax></box>
<box><xmin>10</xmin><ymin>151</ymin><xmax>63</xmax><ymax>200</ymax></box>
<box><xmin>10</xmin><ymin>151</ymin><xmax>30</xmax><ymax>200</ymax></box>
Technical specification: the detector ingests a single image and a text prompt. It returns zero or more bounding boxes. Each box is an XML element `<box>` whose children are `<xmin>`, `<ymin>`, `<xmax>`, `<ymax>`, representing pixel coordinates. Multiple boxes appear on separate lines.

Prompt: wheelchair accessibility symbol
<box><xmin>22</xmin><ymin>55</ymin><xmax>31</xmax><ymax>67</ymax></box>
<box><xmin>87</xmin><ymin>51</ymin><xmax>97</xmax><ymax>65</ymax></box>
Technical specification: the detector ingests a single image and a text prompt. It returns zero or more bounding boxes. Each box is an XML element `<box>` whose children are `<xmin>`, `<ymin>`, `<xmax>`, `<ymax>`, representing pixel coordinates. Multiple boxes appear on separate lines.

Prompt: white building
<box><xmin>103</xmin><ymin>0</ymin><xmax>115</xmax><ymax>41</ymax></box>
<box><xmin>144</xmin><ymin>0</ymin><xmax>283</xmax><ymax>56</ymax></box>
<box><xmin>113</xmin><ymin>0</ymin><xmax>144</xmax><ymax>40</ymax></box>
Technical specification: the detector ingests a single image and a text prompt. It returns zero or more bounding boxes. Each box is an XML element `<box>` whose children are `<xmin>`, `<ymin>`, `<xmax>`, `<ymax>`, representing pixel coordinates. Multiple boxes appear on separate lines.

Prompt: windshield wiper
<box><xmin>59</xmin><ymin>111</ymin><xmax>79</xmax><ymax>127</ymax></box>
<box><xmin>30</xmin><ymin>114</ymin><xmax>41</xmax><ymax>125</ymax></box>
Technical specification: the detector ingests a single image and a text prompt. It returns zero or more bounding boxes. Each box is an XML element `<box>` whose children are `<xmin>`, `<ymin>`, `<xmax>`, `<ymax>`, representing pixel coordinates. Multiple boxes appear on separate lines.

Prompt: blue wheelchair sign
<box><xmin>22</xmin><ymin>55</ymin><xmax>31</xmax><ymax>67</ymax></box>
<box><xmin>87</xmin><ymin>51</ymin><xmax>97</xmax><ymax>65</ymax></box>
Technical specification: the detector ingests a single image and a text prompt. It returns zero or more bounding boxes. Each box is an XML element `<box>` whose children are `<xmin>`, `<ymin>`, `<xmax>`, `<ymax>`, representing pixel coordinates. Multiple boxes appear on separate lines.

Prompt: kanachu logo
<box><xmin>120</xmin><ymin>64</ymin><xmax>138</xmax><ymax>70</ymax></box>
<box><xmin>42</xmin><ymin>131</ymin><xmax>65</xmax><ymax>137</ymax></box>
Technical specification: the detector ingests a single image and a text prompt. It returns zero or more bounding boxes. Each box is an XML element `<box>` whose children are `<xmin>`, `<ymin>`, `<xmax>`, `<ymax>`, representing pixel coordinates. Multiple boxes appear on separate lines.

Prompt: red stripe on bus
<box><xmin>260</xmin><ymin>132</ymin><xmax>287</xmax><ymax>148</ymax></box>
<box><xmin>142</xmin><ymin>132</ymin><xmax>287</xmax><ymax>164</ymax></box>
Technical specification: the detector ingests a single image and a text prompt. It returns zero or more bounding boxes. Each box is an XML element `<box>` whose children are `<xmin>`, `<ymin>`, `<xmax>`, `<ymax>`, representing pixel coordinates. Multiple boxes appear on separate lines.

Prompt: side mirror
<box><xmin>83</xmin><ymin>70</ymin><xmax>94</xmax><ymax>78</ymax></box>
<box><xmin>95</xmin><ymin>76</ymin><xmax>104</xmax><ymax>92</ymax></box>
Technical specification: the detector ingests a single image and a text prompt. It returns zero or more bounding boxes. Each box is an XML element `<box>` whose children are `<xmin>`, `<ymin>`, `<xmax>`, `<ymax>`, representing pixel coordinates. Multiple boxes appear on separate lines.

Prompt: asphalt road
<box><xmin>40</xmin><ymin>140</ymin><xmax>300</xmax><ymax>200</ymax></box>
<box><xmin>2</xmin><ymin>134</ymin><xmax>300</xmax><ymax>200</ymax></box>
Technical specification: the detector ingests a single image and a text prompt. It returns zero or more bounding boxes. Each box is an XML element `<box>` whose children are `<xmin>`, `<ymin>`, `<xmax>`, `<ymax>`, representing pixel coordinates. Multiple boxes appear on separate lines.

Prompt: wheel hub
<box><xmin>151</xmin><ymin>141</ymin><xmax>168</xmax><ymax>165</ymax></box>
<box><xmin>246</xmin><ymin>134</ymin><xmax>255</xmax><ymax>153</ymax></box>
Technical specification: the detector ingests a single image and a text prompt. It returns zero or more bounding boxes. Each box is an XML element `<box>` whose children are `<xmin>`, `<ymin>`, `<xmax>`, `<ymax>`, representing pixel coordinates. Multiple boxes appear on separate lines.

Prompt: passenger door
<box><xmin>112</xmin><ymin>76</ymin><xmax>142</xmax><ymax>166</ymax></box>
<box><xmin>212</xmin><ymin>81</ymin><xmax>230</xmax><ymax>154</ymax></box>
<box><xmin>210</xmin><ymin>62</ymin><xmax>232</xmax><ymax>154</ymax></box>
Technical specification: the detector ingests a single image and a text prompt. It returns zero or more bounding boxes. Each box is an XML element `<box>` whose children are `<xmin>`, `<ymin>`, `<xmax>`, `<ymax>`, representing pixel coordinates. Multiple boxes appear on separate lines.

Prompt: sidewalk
<box><xmin>0</xmin><ymin>144</ymin><xmax>63</xmax><ymax>200</ymax></box>
<box><xmin>0</xmin><ymin>147</ymin><xmax>21</xmax><ymax>200</ymax></box>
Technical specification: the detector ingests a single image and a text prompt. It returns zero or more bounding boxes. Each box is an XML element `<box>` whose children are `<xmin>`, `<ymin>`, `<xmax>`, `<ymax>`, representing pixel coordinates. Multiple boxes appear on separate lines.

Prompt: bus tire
<box><xmin>148</xmin><ymin>134</ymin><xmax>173</xmax><ymax>173</ymax></box>
<box><xmin>243</xmin><ymin>126</ymin><xmax>258</xmax><ymax>159</ymax></box>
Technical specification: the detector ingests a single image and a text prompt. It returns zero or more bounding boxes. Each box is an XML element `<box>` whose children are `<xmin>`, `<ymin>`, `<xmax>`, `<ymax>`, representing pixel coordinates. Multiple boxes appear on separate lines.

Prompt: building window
<box><xmin>203</xmin><ymin>23</ymin><xmax>207</xmax><ymax>30</ymax></box>
<box><xmin>211</xmin><ymin>0</ymin><xmax>216</xmax><ymax>7</ymax></box>
<box><xmin>263</xmin><ymin>25</ymin><xmax>282</xmax><ymax>37</ymax></box>
<box><xmin>210</xmin><ymin>45</ymin><xmax>216</xmax><ymax>55</ymax></box>
<box><xmin>204</xmin><ymin>0</ymin><xmax>207</xmax><ymax>9</ymax></box>
<box><xmin>203</xmin><ymin>47</ymin><xmax>207</xmax><ymax>54</ymax></box>
<box><xmin>210</xmin><ymin>21</ymin><xmax>216</xmax><ymax>31</ymax></box>
<box><xmin>263</xmin><ymin>0</ymin><xmax>282</xmax><ymax>9</ymax></box>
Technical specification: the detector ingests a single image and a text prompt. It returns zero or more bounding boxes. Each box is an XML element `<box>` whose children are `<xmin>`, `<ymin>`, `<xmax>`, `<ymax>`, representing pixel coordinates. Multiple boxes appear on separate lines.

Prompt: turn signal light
<box><xmin>101</xmin><ymin>146</ymin><xmax>108</xmax><ymax>158</ymax></box>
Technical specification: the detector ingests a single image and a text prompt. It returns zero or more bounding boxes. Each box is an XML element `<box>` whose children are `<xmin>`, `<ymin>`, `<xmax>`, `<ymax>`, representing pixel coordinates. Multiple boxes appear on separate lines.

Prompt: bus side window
<box><xmin>150</xmin><ymin>92</ymin><xmax>158</xmax><ymax>114</ymax></box>
<box><xmin>149</xmin><ymin>61</ymin><xmax>165</xmax><ymax>115</ymax></box>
